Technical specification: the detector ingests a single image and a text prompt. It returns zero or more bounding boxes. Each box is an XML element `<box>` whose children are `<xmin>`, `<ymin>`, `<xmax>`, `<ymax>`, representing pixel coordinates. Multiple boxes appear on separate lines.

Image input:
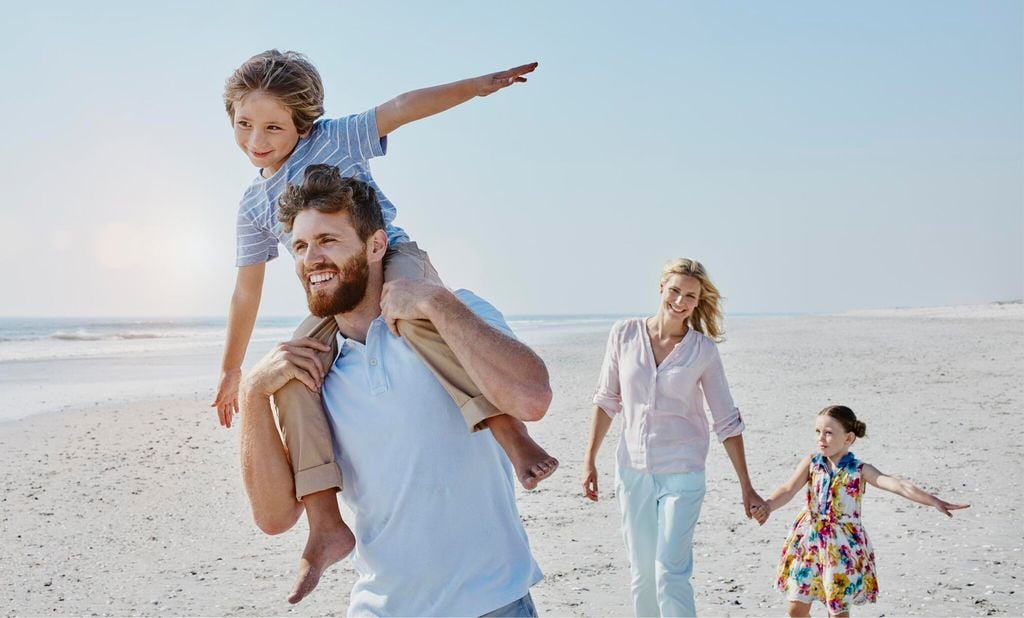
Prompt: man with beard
<box><xmin>239</xmin><ymin>165</ymin><xmax>550</xmax><ymax>616</ymax></box>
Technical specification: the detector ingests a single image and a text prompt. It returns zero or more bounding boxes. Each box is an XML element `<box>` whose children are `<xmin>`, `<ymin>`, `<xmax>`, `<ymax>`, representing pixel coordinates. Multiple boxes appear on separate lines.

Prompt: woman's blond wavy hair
<box><xmin>660</xmin><ymin>258</ymin><xmax>724</xmax><ymax>342</ymax></box>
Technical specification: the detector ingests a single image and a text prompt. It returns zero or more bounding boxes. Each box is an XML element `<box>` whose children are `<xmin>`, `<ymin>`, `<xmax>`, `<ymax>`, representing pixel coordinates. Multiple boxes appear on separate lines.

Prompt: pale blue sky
<box><xmin>1</xmin><ymin>1</ymin><xmax>1020</xmax><ymax>317</ymax></box>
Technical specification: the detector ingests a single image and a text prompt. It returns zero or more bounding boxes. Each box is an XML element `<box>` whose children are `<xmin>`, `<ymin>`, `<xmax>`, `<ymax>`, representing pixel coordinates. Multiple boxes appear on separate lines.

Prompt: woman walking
<box><xmin>582</xmin><ymin>258</ymin><xmax>765</xmax><ymax>617</ymax></box>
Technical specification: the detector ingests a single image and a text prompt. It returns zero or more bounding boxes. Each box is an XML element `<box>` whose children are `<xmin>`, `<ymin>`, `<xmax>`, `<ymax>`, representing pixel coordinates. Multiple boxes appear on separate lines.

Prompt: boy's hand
<box><xmin>474</xmin><ymin>62</ymin><xmax>539</xmax><ymax>97</ymax></box>
<box><xmin>211</xmin><ymin>369</ymin><xmax>242</xmax><ymax>428</ymax></box>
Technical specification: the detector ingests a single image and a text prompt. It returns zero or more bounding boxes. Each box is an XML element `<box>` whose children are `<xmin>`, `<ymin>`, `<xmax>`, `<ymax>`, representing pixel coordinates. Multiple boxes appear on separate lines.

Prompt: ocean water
<box><xmin>0</xmin><ymin>314</ymin><xmax>623</xmax><ymax>363</ymax></box>
<box><xmin>0</xmin><ymin>314</ymin><xmax>624</xmax><ymax>422</ymax></box>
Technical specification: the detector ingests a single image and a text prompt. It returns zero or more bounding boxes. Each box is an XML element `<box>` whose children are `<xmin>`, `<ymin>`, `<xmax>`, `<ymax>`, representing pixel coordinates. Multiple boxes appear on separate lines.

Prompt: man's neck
<box><xmin>332</xmin><ymin>280</ymin><xmax>384</xmax><ymax>344</ymax></box>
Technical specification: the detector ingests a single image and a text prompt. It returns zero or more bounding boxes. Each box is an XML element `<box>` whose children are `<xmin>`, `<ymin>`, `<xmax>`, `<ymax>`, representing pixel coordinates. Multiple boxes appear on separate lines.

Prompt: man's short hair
<box><xmin>277</xmin><ymin>164</ymin><xmax>385</xmax><ymax>240</ymax></box>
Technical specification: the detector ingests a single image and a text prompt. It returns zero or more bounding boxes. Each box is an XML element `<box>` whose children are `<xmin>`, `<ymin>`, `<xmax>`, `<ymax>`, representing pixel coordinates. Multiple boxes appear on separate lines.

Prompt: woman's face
<box><xmin>658</xmin><ymin>274</ymin><xmax>702</xmax><ymax>323</ymax></box>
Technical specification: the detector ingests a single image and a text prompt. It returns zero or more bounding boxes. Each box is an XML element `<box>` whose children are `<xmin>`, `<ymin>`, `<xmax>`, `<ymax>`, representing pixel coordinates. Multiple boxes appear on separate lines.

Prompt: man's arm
<box><xmin>380</xmin><ymin>280</ymin><xmax>551</xmax><ymax>422</ymax></box>
<box><xmin>375</xmin><ymin>62</ymin><xmax>538</xmax><ymax>136</ymax></box>
<box><xmin>239</xmin><ymin>337</ymin><xmax>331</xmax><ymax>534</ymax></box>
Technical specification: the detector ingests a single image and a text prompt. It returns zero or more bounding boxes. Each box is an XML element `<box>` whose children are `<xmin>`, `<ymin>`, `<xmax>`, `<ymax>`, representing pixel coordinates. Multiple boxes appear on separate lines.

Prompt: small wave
<box><xmin>51</xmin><ymin>331</ymin><xmax>105</xmax><ymax>341</ymax></box>
<box><xmin>49</xmin><ymin>330</ymin><xmax>176</xmax><ymax>342</ymax></box>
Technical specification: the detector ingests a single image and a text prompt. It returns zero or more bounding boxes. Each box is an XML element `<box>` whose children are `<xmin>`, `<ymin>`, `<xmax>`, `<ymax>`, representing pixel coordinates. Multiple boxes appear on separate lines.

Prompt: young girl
<box><xmin>752</xmin><ymin>405</ymin><xmax>969</xmax><ymax>617</ymax></box>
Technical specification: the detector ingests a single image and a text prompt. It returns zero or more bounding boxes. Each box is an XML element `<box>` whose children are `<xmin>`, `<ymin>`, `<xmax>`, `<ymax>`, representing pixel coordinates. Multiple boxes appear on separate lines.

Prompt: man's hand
<box><xmin>380</xmin><ymin>278</ymin><xmax>450</xmax><ymax>337</ymax></box>
<box><xmin>472</xmin><ymin>62</ymin><xmax>538</xmax><ymax>97</ymax></box>
<box><xmin>242</xmin><ymin>337</ymin><xmax>332</xmax><ymax>400</ymax></box>
<box><xmin>211</xmin><ymin>369</ymin><xmax>242</xmax><ymax>428</ymax></box>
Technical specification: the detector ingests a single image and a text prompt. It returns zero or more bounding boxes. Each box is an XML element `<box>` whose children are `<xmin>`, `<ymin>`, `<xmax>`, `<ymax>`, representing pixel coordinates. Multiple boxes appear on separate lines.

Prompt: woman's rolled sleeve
<box><xmin>700</xmin><ymin>346</ymin><xmax>745</xmax><ymax>441</ymax></box>
<box><xmin>592</xmin><ymin>322</ymin><xmax>623</xmax><ymax>417</ymax></box>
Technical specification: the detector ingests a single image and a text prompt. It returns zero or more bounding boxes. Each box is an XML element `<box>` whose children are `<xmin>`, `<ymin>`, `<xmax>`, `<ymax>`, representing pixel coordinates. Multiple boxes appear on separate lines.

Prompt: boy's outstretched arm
<box><xmin>375</xmin><ymin>62</ymin><xmax>538</xmax><ymax>136</ymax></box>
<box><xmin>862</xmin><ymin>464</ymin><xmax>971</xmax><ymax>517</ymax></box>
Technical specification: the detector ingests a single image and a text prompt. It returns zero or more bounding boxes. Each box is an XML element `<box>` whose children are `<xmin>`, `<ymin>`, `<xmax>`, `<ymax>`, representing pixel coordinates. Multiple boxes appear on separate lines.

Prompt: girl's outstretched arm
<box><xmin>862</xmin><ymin>464</ymin><xmax>971</xmax><ymax>517</ymax></box>
<box><xmin>753</xmin><ymin>455</ymin><xmax>813</xmax><ymax>524</ymax></box>
<box><xmin>375</xmin><ymin>62</ymin><xmax>538</xmax><ymax>136</ymax></box>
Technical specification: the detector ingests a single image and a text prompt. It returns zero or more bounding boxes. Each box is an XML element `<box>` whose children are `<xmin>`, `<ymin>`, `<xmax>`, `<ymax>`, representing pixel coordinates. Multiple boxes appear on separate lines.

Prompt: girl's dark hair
<box><xmin>818</xmin><ymin>405</ymin><xmax>867</xmax><ymax>438</ymax></box>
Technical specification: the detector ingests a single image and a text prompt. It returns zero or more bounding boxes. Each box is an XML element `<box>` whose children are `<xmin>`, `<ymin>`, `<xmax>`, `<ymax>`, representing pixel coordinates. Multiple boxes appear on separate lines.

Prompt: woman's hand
<box><xmin>582</xmin><ymin>461</ymin><xmax>600</xmax><ymax>502</ymax></box>
<box><xmin>742</xmin><ymin>487</ymin><xmax>767</xmax><ymax>520</ymax></box>
<box><xmin>750</xmin><ymin>498</ymin><xmax>772</xmax><ymax>525</ymax></box>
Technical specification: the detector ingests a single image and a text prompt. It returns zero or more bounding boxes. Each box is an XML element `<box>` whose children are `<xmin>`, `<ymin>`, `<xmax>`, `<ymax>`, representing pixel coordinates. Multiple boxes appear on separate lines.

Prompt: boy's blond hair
<box><xmin>223</xmin><ymin>50</ymin><xmax>325</xmax><ymax>135</ymax></box>
<box><xmin>660</xmin><ymin>258</ymin><xmax>725</xmax><ymax>342</ymax></box>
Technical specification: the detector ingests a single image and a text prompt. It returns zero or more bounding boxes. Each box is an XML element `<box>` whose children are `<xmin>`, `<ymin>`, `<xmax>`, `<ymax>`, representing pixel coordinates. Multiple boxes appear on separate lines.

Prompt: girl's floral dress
<box><xmin>776</xmin><ymin>451</ymin><xmax>879</xmax><ymax>613</ymax></box>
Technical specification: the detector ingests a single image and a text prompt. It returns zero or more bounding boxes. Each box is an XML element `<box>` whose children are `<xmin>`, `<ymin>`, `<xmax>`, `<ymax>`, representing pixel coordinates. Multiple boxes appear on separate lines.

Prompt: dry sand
<box><xmin>1</xmin><ymin>307</ymin><xmax>1021</xmax><ymax>616</ymax></box>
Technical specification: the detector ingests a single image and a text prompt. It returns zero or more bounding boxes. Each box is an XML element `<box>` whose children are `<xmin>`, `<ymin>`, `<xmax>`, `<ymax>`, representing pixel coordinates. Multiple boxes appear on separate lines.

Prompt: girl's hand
<box><xmin>742</xmin><ymin>487</ymin><xmax>767</xmax><ymax>519</ymax></box>
<box><xmin>751</xmin><ymin>499</ymin><xmax>771</xmax><ymax>525</ymax></box>
<box><xmin>211</xmin><ymin>369</ymin><xmax>242</xmax><ymax>428</ymax></box>
<box><xmin>933</xmin><ymin>497</ymin><xmax>971</xmax><ymax>517</ymax></box>
<box><xmin>582</xmin><ymin>462</ymin><xmax>600</xmax><ymax>502</ymax></box>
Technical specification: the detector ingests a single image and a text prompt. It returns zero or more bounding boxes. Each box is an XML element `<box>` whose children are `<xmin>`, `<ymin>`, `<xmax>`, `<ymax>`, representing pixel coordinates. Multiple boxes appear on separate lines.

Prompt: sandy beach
<box><xmin>1</xmin><ymin>305</ymin><xmax>1022</xmax><ymax>616</ymax></box>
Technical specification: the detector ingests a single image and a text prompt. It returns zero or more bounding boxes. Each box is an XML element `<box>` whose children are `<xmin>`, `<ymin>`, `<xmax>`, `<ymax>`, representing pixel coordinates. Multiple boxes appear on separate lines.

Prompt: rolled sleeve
<box><xmin>701</xmin><ymin>346</ymin><xmax>745</xmax><ymax>441</ymax></box>
<box><xmin>592</xmin><ymin>322</ymin><xmax>623</xmax><ymax>417</ymax></box>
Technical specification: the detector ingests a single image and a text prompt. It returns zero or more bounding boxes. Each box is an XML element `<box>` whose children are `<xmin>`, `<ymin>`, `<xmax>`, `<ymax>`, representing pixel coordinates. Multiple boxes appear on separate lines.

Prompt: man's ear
<box><xmin>367</xmin><ymin>229</ymin><xmax>388</xmax><ymax>263</ymax></box>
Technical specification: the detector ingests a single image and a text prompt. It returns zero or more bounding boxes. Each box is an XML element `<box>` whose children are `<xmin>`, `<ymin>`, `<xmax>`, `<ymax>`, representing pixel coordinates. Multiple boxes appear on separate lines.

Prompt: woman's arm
<box><xmin>582</xmin><ymin>406</ymin><xmax>614</xmax><ymax>501</ymax></box>
<box><xmin>212</xmin><ymin>262</ymin><xmax>266</xmax><ymax>428</ymax></box>
<box><xmin>722</xmin><ymin>434</ymin><xmax>766</xmax><ymax>519</ymax></box>
<box><xmin>862</xmin><ymin>464</ymin><xmax>970</xmax><ymax>517</ymax></box>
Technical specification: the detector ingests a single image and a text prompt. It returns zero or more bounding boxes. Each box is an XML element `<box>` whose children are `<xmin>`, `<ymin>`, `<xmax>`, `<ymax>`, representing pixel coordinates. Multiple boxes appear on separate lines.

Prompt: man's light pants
<box><xmin>616</xmin><ymin>465</ymin><xmax>706</xmax><ymax>617</ymax></box>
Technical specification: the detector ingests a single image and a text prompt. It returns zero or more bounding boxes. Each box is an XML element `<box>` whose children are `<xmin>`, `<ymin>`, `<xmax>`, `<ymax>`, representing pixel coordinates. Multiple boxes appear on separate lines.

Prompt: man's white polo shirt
<box><xmin>322</xmin><ymin>290</ymin><xmax>543</xmax><ymax>617</ymax></box>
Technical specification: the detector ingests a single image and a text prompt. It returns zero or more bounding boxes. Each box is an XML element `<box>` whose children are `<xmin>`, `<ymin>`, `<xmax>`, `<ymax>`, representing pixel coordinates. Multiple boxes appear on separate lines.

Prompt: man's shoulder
<box><xmin>451</xmin><ymin>289</ymin><xmax>514</xmax><ymax>339</ymax></box>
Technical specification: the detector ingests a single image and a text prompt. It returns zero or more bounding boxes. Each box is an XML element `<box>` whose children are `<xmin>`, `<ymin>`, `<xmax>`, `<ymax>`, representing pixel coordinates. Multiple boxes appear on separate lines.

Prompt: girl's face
<box><xmin>815</xmin><ymin>415</ymin><xmax>855</xmax><ymax>460</ymax></box>
<box><xmin>658</xmin><ymin>274</ymin><xmax>701</xmax><ymax>324</ymax></box>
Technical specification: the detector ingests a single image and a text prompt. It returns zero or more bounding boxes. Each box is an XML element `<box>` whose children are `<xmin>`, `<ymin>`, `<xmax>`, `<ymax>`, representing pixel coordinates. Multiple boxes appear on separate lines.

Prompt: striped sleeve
<box><xmin>329</xmin><ymin>108</ymin><xmax>388</xmax><ymax>161</ymax></box>
<box><xmin>235</xmin><ymin>194</ymin><xmax>280</xmax><ymax>266</ymax></box>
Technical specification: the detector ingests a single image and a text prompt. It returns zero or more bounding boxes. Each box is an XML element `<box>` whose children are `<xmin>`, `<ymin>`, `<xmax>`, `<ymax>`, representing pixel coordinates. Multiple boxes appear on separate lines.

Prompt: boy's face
<box><xmin>233</xmin><ymin>91</ymin><xmax>308</xmax><ymax>177</ymax></box>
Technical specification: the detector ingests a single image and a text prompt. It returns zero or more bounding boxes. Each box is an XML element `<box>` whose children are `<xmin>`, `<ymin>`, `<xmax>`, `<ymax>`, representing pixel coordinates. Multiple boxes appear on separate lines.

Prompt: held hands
<box><xmin>211</xmin><ymin>369</ymin><xmax>242</xmax><ymax>428</ymax></box>
<box><xmin>743</xmin><ymin>488</ymin><xmax>769</xmax><ymax>525</ymax></box>
<box><xmin>380</xmin><ymin>278</ymin><xmax>450</xmax><ymax>337</ymax></box>
<box><xmin>750</xmin><ymin>499</ymin><xmax>772</xmax><ymax>526</ymax></box>
<box><xmin>473</xmin><ymin>62</ymin><xmax>539</xmax><ymax>97</ymax></box>
<box><xmin>242</xmin><ymin>337</ymin><xmax>332</xmax><ymax>400</ymax></box>
<box><xmin>581</xmin><ymin>462</ymin><xmax>600</xmax><ymax>502</ymax></box>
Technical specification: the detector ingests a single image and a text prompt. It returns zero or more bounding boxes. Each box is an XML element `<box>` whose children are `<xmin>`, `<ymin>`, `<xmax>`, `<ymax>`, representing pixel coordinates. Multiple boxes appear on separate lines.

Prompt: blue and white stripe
<box><xmin>234</xmin><ymin>108</ymin><xmax>410</xmax><ymax>267</ymax></box>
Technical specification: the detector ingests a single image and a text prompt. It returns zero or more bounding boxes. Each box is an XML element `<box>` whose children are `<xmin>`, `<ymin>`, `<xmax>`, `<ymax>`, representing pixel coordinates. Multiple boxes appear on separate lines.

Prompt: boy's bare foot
<box><xmin>486</xmin><ymin>414</ymin><xmax>559</xmax><ymax>490</ymax></box>
<box><xmin>288</xmin><ymin>522</ymin><xmax>355</xmax><ymax>604</ymax></box>
<box><xmin>288</xmin><ymin>490</ymin><xmax>355</xmax><ymax>604</ymax></box>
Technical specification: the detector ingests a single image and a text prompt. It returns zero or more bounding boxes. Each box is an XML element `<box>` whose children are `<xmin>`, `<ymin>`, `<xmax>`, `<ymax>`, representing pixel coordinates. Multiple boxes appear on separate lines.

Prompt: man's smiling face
<box><xmin>291</xmin><ymin>209</ymin><xmax>371</xmax><ymax>317</ymax></box>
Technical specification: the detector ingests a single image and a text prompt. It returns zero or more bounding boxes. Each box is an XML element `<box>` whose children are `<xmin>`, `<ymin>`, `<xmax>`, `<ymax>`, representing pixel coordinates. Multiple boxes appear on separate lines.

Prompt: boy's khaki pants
<box><xmin>272</xmin><ymin>242</ymin><xmax>502</xmax><ymax>499</ymax></box>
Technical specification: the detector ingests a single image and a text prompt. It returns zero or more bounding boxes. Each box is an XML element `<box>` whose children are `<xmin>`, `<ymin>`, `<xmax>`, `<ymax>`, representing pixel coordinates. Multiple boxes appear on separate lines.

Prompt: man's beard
<box><xmin>304</xmin><ymin>251</ymin><xmax>370</xmax><ymax>317</ymax></box>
